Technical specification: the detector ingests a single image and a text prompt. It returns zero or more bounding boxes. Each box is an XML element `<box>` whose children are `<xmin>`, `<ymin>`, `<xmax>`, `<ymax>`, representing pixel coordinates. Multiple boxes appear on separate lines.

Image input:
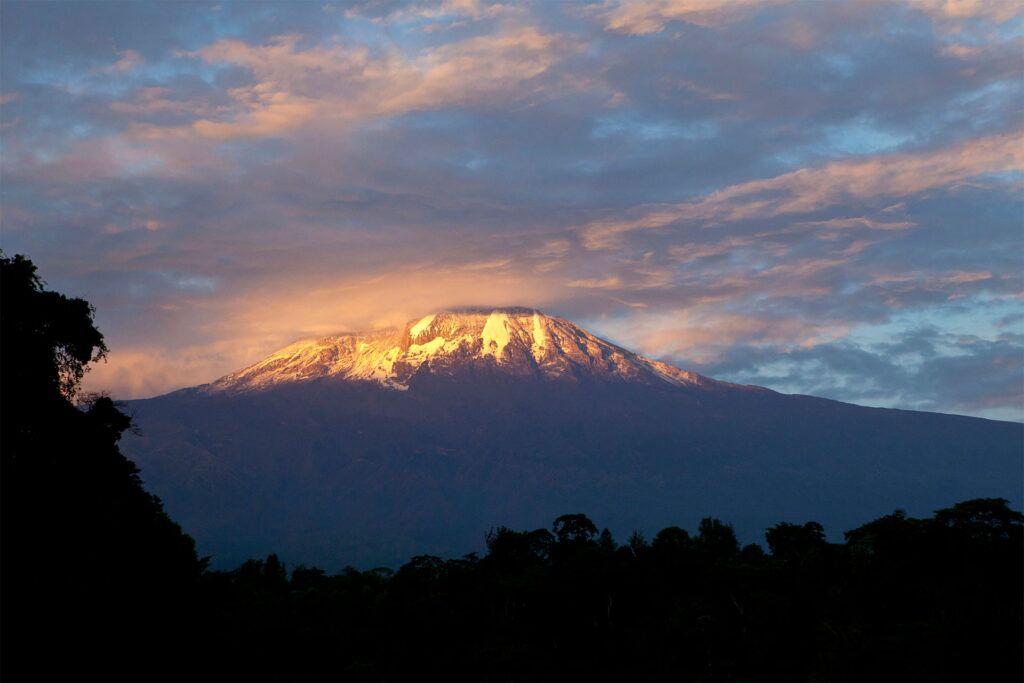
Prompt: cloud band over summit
<box><xmin>1</xmin><ymin>0</ymin><xmax>1021</xmax><ymax>419</ymax></box>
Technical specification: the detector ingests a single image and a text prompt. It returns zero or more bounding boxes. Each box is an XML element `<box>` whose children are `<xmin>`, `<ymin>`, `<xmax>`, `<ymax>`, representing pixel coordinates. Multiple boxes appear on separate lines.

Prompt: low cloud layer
<box><xmin>2</xmin><ymin>0</ymin><xmax>1021</xmax><ymax>420</ymax></box>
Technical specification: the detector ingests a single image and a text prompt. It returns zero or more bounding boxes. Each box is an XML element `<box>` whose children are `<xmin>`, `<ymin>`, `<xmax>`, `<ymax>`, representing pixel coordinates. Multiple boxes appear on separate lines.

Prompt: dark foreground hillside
<box><xmin>2</xmin><ymin>253</ymin><xmax>1022</xmax><ymax>682</ymax></box>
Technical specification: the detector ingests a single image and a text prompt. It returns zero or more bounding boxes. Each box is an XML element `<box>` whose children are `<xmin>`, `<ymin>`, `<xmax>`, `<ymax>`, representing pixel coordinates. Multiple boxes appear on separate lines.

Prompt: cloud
<box><xmin>568</xmin><ymin>276</ymin><xmax>622</xmax><ymax>289</ymax></box>
<box><xmin>601</xmin><ymin>0</ymin><xmax>787</xmax><ymax>34</ymax></box>
<box><xmin>589</xmin><ymin>308</ymin><xmax>1024</xmax><ymax>420</ymax></box>
<box><xmin>102</xmin><ymin>48</ymin><xmax>145</xmax><ymax>74</ymax></box>
<box><xmin>695</xmin><ymin>329</ymin><xmax>1024</xmax><ymax>421</ymax></box>
<box><xmin>791</xmin><ymin>217</ymin><xmax>918</xmax><ymax>231</ymax></box>
<box><xmin>128</xmin><ymin>26</ymin><xmax>573</xmax><ymax>141</ymax></box>
<box><xmin>911</xmin><ymin>0</ymin><xmax>1023</xmax><ymax>25</ymax></box>
<box><xmin>110</xmin><ymin>86</ymin><xmax>219</xmax><ymax>117</ymax></box>
<box><xmin>580</xmin><ymin>131</ymin><xmax>1024</xmax><ymax>249</ymax></box>
<box><xmin>345</xmin><ymin>0</ymin><xmax>514</xmax><ymax>25</ymax></box>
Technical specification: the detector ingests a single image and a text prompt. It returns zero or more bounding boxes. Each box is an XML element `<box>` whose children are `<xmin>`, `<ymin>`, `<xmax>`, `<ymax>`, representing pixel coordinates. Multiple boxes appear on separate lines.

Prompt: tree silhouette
<box><xmin>0</xmin><ymin>253</ymin><xmax>205</xmax><ymax>681</ymax></box>
<box><xmin>933</xmin><ymin>497</ymin><xmax>1024</xmax><ymax>541</ymax></box>
<box><xmin>553</xmin><ymin>513</ymin><xmax>599</xmax><ymax>544</ymax></box>
<box><xmin>696</xmin><ymin>516</ymin><xmax>740</xmax><ymax>559</ymax></box>
<box><xmin>765</xmin><ymin>521</ymin><xmax>827</xmax><ymax>560</ymax></box>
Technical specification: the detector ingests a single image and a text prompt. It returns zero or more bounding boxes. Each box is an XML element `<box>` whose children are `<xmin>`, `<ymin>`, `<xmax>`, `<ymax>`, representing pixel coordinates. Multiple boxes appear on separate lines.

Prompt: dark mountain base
<box><xmin>125</xmin><ymin>374</ymin><xmax>1023</xmax><ymax>569</ymax></box>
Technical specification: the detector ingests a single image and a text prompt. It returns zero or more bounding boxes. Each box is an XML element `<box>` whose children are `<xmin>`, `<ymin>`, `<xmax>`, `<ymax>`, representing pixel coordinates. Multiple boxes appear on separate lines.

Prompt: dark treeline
<box><xmin>2</xmin><ymin>252</ymin><xmax>1021</xmax><ymax>682</ymax></box>
<box><xmin>193</xmin><ymin>501</ymin><xmax>1023</xmax><ymax>682</ymax></box>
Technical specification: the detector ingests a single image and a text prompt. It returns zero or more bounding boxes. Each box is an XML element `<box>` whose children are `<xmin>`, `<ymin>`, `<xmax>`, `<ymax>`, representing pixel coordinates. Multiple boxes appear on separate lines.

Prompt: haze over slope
<box><xmin>124</xmin><ymin>309</ymin><xmax>1023</xmax><ymax>569</ymax></box>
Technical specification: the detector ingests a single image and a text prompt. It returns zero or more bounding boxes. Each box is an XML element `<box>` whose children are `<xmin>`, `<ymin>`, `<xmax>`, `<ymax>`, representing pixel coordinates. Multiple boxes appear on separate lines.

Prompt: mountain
<box><xmin>123</xmin><ymin>308</ymin><xmax>1023</xmax><ymax>569</ymax></box>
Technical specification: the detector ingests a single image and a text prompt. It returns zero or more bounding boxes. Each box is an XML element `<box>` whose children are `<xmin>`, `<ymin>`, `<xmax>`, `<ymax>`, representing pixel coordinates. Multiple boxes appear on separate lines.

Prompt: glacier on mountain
<box><xmin>205</xmin><ymin>308</ymin><xmax>710</xmax><ymax>394</ymax></box>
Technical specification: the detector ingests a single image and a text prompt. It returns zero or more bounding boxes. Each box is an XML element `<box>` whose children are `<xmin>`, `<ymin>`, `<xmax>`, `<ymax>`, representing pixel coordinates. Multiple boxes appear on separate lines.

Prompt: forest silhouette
<box><xmin>1</xmin><ymin>252</ymin><xmax>1021</xmax><ymax>681</ymax></box>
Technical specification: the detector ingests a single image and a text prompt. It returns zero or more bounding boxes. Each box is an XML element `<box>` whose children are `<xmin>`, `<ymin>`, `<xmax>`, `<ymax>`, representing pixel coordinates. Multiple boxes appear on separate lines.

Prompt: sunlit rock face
<box><xmin>125</xmin><ymin>308</ymin><xmax>1024</xmax><ymax>571</ymax></box>
<box><xmin>206</xmin><ymin>308</ymin><xmax>711</xmax><ymax>394</ymax></box>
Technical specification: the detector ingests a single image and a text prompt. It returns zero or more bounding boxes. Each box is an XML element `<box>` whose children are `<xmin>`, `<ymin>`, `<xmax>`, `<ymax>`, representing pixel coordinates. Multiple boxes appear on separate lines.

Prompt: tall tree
<box><xmin>0</xmin><ymin>253</ymin><xmax>205</xmax><ymax>681</ymax></box>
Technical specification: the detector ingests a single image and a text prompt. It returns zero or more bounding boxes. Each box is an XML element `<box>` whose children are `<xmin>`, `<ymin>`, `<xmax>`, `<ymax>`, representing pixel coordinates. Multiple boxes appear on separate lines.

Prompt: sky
<box><xmin>1</xmin><ymin>0</ymin><xmax>1022</xmax><ymax>421</ymax></box>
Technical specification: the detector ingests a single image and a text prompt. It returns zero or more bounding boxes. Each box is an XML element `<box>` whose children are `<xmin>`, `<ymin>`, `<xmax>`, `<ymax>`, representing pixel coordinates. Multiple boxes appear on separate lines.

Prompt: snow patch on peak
<box><xmin>531</xmin><ymin>312</ymin><xmax>547</xmax><ymax>362</ymax></box>
<box><xmin>480</xmin><ymin>311</ymin><xmax>511</xmax><ymax>359</ymax></box>
<box><xmin>409</xmin><ymin>336</ymin><xmax>446</xmax><ymax>356</ymax></box>
<box><xmin>410</xmin><ymin>314</ymin><xmax>436</xmax><ymax>340</ymax></box>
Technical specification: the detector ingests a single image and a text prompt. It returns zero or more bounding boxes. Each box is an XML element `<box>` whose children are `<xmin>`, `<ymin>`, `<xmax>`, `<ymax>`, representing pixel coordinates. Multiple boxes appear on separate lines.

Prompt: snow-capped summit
<box><xmin>206</xmin><ymin>307</ymin><xmax>710</xmax><ymax>394</ymax></box>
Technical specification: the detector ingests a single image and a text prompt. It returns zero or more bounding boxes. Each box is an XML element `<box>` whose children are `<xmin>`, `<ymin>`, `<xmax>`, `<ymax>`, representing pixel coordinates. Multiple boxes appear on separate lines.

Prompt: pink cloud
<box><xmin>791</xmin><ymin>217</ymin><xmax>918</xmax><ymax>231</ymax></box>
<box><xmin>591</xmin><ymin>307</ymin><xmax>850</xmax><ymax>365</ymax></box>
<box><xmin>124</xmin><ymin>26</ymin><xmax>573</xmax><ymax>142</ymax></box>
<box><xmin>601</xmin><ymin>0</ymin><xmax>788</xmax><ymax>34</ymax></box>
<box><xmin>110</xmin><ymin>87</ymin><xmax>219</xmax><ymax>117</ymax></box>
<box><xmin>580</xmin><ymin>130</ymin><xmax>1024</xmax><ymax>249</ymax></box>
<box><xmin>102</xmin><ymin>49</ymin><xmax>144</xmax><ymax>74</ymax></box>
<box><xmin>911</xmin><ymin>0</ymin><xmax>1023</xmax><ymax>24</ymax></box>
<box><xmin>567</xmin><ymin>276</ymin><xmax>623</xmax><ymax>289</ymax></box>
